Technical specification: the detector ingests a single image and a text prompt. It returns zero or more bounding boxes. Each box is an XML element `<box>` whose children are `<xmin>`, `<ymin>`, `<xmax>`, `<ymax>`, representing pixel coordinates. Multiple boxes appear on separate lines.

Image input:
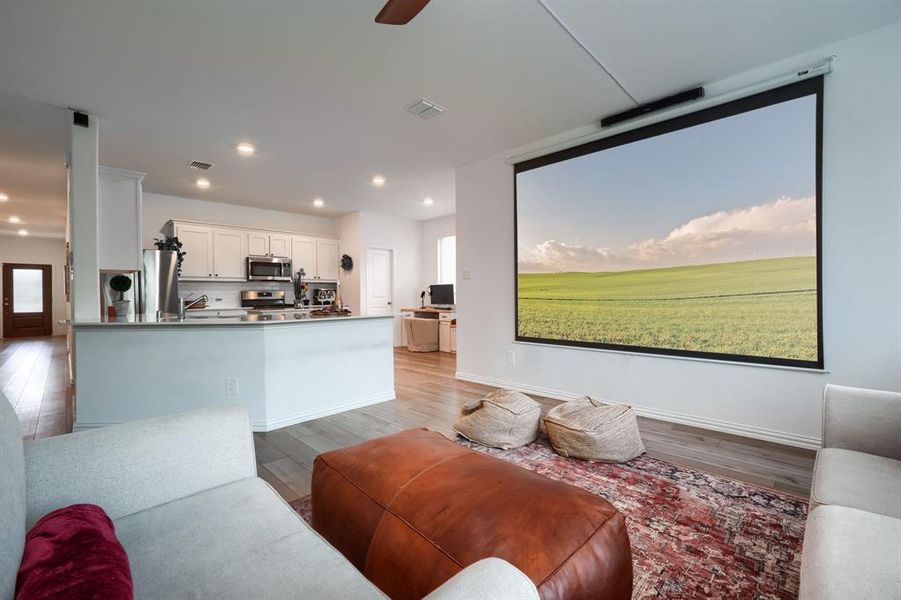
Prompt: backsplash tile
<box><xmin>178</xmin><ymin>279</ymin><xmax>339</xmax><ymax>308</ymax></box>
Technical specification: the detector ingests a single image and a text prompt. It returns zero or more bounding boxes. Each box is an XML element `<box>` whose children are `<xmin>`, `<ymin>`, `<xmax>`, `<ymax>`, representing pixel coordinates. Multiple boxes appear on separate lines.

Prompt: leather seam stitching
<box><xmin>318</xmin><ymin>448</ymin><xmax>473</xmax><ymax>570</ymax></box>
<box><xmin>536</xmin><ymin>511</ymin><xmax>618</xmax><ymax>587</ymax></box>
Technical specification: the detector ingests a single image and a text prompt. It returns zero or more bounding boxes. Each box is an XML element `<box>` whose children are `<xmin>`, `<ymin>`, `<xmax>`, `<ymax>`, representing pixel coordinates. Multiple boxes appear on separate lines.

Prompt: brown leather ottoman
<box><xmin>311</xmin><ymin>429</ymin><xmax>632</xmax><ymax>600</ymax></box>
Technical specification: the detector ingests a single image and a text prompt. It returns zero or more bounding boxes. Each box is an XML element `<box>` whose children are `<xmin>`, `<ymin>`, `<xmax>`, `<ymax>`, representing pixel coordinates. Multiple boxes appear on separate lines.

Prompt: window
<box><xmin>12</xmin><ymin>268</ymin><xmax>44</xmax><ymax>313</ymax></box>
<box><xmin>438</xmin><ymin>236</ymin><xmax>456</xmax><ymax>285</ymax></box>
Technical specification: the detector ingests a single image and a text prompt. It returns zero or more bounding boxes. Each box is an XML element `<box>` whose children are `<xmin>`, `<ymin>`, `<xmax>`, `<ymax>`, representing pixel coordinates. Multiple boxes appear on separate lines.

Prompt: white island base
<box><xmin>69</xmin><ymin>314</ymin><xmax>395</xmax><ymax>431</ymax></box>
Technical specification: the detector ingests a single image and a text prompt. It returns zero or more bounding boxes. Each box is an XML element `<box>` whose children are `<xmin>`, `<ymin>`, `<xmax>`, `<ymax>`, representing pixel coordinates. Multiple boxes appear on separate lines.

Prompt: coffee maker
<box><xmin>313</xmin><ymin>288</ymin><xmax>336</xmax><ymax>306</ymax></box>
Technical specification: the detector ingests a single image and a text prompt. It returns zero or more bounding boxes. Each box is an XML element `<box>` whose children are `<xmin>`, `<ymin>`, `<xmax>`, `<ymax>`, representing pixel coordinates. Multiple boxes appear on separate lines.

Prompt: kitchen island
<box><xmin>64</xmin><ymin>313</ymin><xmax>395</xmax><ymax>431</ymax></box>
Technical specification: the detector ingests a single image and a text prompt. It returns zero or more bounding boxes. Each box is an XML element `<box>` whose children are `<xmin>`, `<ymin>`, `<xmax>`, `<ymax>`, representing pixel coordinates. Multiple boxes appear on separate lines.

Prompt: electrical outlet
<box><xmin>506</xmin><ymin>350</ymin><xmax>516</xmax><ymax>365</ymax></box>
<box><xmin>226</xmin><ymin>377</ymin><xmax>239</xmax><ymax>397</ymax></box>
<box><xmin>461</xmin><ymin>268</ymin><xmax>472</xmax><ymax>280</ymax></box>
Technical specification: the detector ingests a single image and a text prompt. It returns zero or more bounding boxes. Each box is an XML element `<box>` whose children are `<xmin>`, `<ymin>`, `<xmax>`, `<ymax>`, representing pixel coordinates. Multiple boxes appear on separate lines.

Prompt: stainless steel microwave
<box><xmin>246</xmin><ymin>256</ymin><xmax>293</xmax><ymax>281</ymax></box>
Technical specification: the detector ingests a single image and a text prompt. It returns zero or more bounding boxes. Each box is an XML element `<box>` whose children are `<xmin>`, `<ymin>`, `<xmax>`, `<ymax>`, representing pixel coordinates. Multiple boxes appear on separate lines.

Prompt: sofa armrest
<box><xmin>423</xmin><ymin>559</ymin><xmax>539</xmax><ymax>600</ymax></box>
<box><xmin>24</xmin><ymin>405</ymin><xmax>256</xmax><ymax>527</ymax></box>
<box><xmin>823</xmin><ymin>384</ymin><xmax>901</xmax><ymax>460</ymax></box>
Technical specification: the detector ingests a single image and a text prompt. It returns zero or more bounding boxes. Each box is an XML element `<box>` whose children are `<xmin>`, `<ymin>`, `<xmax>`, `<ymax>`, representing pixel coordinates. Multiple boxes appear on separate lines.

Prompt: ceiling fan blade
<box><xmin>375</xmin><ymin>0</ymin><xmax>431</xmax><ymax>25</ymax></box>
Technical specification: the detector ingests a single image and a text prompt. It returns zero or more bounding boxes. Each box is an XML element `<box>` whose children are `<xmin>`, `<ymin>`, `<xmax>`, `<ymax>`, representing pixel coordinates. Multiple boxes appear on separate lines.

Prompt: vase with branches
<box><xmin>152</xmin><ymin>236</ymin><xmax>187</xmax><ymax>274</ymax></box>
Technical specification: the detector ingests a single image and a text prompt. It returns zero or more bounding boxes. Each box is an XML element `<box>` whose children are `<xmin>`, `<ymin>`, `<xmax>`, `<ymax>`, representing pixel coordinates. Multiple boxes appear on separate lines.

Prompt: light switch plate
<box><xmin>461</xmin><ymin>268</ymin><xmax>472</xmax><ymax>280</ymax></box>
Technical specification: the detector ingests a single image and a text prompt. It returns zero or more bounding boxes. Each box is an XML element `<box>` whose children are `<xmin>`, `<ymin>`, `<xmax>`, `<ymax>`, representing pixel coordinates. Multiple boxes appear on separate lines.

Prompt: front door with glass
<box><xmin>2</xmin><ymin>263</ymin><xmax>52</xmax><ymax>338</ymax></box>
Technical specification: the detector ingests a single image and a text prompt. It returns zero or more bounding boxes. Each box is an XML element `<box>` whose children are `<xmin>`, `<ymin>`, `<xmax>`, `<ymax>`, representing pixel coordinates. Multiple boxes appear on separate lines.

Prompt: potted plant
<box><xmin>109</xmin><ymin>274</ymin><xmax>132</xmax><ymax>317</ymax></box>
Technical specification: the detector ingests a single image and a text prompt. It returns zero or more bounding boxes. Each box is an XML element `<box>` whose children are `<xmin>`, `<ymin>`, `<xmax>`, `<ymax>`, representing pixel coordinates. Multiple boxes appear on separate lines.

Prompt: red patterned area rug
<box><xmin>291</xmin><ymin>436</ymin><xmax>807</xmax><ymax>599</ymax></box>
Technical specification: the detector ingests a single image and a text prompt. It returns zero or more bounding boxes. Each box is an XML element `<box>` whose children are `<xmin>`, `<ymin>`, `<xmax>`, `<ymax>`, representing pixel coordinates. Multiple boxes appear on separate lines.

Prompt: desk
<box><xmin>401</xmin><ymin>307</ymin><xmax>456</xmax><ymax>352</ymax></box>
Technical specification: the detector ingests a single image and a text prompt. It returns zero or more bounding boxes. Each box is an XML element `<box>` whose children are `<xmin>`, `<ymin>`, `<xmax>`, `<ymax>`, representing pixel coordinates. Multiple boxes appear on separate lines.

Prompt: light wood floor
<box><xmin>1</xmin><ymin>336</ymin><xmax>72</xmax><ymax>439</ymax></box>
<box><xmin>4</xmin><ymin>337</ymin><xmax>815</xmax><ymax>499</ymax></box>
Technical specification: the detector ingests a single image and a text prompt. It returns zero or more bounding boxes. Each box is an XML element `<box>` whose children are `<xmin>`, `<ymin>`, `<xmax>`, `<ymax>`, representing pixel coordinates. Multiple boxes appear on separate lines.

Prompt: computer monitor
<box><xmin>429</xmin><ymin>284</ymin><xmax>454</xmax><ymax>307</ymax></box>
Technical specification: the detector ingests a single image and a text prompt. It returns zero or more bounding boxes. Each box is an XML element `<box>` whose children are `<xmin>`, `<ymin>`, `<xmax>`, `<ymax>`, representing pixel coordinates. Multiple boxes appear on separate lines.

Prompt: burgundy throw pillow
<box><xmin>16</xmin><ymin>504</ymin><xmax>133</xmax><ymax>600</ymax></box>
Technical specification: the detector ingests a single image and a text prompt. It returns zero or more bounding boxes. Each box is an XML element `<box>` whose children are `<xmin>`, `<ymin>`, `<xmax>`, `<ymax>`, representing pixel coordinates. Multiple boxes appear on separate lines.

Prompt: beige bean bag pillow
<box><xmin>453</xmin><ymin>389</ymin><xmax>541</xmax><ymax>449</ymax></box>
<box><xmin>544</xmin><ymin>396</ymin><xmax>645</xmax><ymax>463</ymax></box>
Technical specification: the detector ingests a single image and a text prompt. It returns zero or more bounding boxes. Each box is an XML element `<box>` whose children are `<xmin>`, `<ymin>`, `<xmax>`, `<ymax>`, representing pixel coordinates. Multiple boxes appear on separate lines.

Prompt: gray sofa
<box><xmin>0</xmin><ymin>393</ymin><xmax>538</xmax><ymax>599</ymax></box>
<box><xmin>799</xmin><ymin>384</ymin><xmax>901</xmax><ymax>599</ymax></box>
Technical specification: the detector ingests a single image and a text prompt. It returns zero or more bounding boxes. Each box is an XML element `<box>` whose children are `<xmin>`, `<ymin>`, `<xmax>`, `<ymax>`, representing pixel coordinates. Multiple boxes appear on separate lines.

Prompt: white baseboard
<box><xmin>250</xmin><ymin>390</ymin><xmax>397</xmax><ymax>432</ymax></box>
<box><xmin>455</xmin><ymin>371</ymin><xmax>821</xmax><ymax>450</ymax></box>
<box><xmin>75</xmin><ymin>391</ymin><xmax>397</xmax><ymax>433</ymax></box>
<box><xmin>73</xmin><ymin>421</ymin><xmax>114</xmax><ymax>431</ymax></box>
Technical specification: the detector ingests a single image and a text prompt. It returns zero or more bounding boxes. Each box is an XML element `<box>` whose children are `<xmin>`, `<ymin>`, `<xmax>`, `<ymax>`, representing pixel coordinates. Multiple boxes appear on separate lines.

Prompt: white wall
<box><xmin>335</xmin><ymin>211</ymin><xmax>423</xmax><ymax>344</ymax></box>
<box><xmin>455</xmin><ymin>23</ymin><xmax>901</xmax><ymax>448</ymax></box>
<box><xmin>142</xmin><ymin>192</ymin><xmax>336</xmax><ymax>248</ymax></box>
<box><xmin>336</xmin><ymin>212</ymin><xmax>362</xmax><ymax>314</ymax></box>
<box><xmin>359</xmin><ymin>211</ymin><xmax>423</xmax><ymax>345</ymax></box>
<box><xmin>0</xmin><ymin>235</ymin><xmax>68</xmax><ymax>336</ymax></box>
<box><xmin>421</xmin><ymin>215</ymin><xmax>455</xmax><ymax>290</ymax></box>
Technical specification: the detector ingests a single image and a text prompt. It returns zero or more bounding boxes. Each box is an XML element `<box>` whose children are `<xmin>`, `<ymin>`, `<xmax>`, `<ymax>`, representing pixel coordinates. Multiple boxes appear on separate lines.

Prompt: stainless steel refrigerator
<box><xmin>139</xmin><ymin>250</ymin><xmax>179</xmax><ymax>316</ymax></box>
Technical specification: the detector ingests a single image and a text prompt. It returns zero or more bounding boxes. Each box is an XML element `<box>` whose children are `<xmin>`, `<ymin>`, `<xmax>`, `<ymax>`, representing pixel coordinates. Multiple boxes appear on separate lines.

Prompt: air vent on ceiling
<box><xmin>188</xmin><ymin>160</ymin><xmax>214</xmax><ymax>171</ymax></box>
<box><xmin>405</xmin><ymin>98</ymin><xmax>445</xmax><ymax>119</ymax></box>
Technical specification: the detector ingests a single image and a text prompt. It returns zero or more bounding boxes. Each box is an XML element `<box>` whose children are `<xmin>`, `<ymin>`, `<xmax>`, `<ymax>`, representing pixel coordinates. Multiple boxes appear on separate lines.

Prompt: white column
<box><xmin>68</xmin><ymin>114</ymin><xmax>100</xmax><ymax>320</ymax></box>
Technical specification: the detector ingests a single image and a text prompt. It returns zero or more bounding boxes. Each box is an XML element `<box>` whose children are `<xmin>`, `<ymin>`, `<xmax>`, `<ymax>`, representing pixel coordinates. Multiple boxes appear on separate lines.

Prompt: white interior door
<box><xmin>366</xmin><ymin>248</ymin><xmax>393</xmax><ymax>315</ymax></box>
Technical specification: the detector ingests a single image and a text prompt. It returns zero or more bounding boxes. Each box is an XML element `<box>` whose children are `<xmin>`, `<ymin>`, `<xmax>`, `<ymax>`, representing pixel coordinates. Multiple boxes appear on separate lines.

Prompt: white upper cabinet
<box><xmin>175</xmin><ymin>223</ymin><xmax>214</xmax><ymax>279</ymax></box>
<box><xmin>248</xmin><ymin>232</ymin><xmax>290</xmax><ymax>258</ymax></box>
<box><xmin>247</xmin><ymin>232</ymin><xmax>269</xmax><ymax>257</ymax></box>
<box><xmin>291</xmin><ymin>236</ymin><xmax>316</xmax><ymax>278</ymax></box>
<box><xmin>98</xmin><ymin>167</ymin><xmax>144</xmax><ymax>271</ymax></box>
<box><xmin>316</xmin><ymin>239</ymin><xmax>340</xmax><ymax>281</ymax></box>
<box><xmin>212</xmin><ymin>228</ymin><xmax>247</xmax><ymax>280</ymax></box>
<box><xmin>169</xmin><ymin>220</ymin><xmax>338</xmax><ymax>282</ymax></box>
<box><xmin>269</xmin><ymin>234</ymin><xmax>290</xmax><ymax>258</ymax></box>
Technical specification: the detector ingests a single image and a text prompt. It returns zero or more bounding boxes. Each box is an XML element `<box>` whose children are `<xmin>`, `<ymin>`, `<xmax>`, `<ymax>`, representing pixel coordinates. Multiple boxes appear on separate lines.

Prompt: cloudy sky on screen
<box><xmin>517</xmin><ymin>94</ymin><xmax>817</xmax><ymax>273</ymax></box>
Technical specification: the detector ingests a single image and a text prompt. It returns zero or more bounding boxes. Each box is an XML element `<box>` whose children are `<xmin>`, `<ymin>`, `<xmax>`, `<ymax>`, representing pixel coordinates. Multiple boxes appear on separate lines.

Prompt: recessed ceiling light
<box><xmin>236</xmin><ymin>143</ymin><xmax>255</xmax><ymax>156</ymax></box>
<box><xmin>313</xmin><ymin>198</ymin><xmax>324</xmax><ymax>208</ymax></box>
<box><xmin>17</xmin><ymin>229</ymin><xmax>27</xmax><ymax>236</ymax></box>
<box><xmin>371</xmin><ymin>175</ymin><xmax>386</xmax><ymax>187</ymax></box>
<box><xmin>423</xmin><ymin>197</ymin><xmax>434</xmax><ymax>207</ymax></box>
<box><xmin>0</xmin><ymin>193</ymin><xmax>8</xmax><ymax>202</ymax></box>
<box><xmin>8</xmin><ymin>216</ymin><xmax>20</xmax><ymax>224</ymax></box>
<box><xmin>196</xmin><ymin>178</ymin><xmax>211</xmax><ymax>189</ymax></box>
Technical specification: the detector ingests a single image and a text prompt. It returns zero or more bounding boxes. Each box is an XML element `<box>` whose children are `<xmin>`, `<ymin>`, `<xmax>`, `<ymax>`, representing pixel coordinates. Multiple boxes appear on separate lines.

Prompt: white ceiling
<box><xmin>0</xmin><ymin>94</ymin><xmax>69</xmax><ymax>239</ymax></box>
<box><xmin>0</xmin><ymin>0</ymin><xmax>898</xmax><ymax>233</ymax></box>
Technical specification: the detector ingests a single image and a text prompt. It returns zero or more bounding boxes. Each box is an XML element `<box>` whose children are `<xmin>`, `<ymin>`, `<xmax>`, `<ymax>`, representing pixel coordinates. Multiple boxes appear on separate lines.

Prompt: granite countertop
<box><xmin>61</xmin><ymin>312</ymin><xmax>391</xmax><ymax>327</ymax></box>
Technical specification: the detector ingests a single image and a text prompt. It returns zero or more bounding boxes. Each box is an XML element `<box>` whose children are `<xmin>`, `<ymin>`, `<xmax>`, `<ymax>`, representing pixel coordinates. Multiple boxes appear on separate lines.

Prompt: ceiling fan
<box><xmin>375</xmin><ymin>0</ymin><xmax>431</xmax><ymax>25</ymax></box>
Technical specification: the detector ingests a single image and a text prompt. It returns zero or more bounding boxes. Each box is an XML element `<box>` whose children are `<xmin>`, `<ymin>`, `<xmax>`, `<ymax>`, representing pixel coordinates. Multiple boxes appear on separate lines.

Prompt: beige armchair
<box><xmin>403</xmin><ymin>317</ymin><xmax>439</xmax><ymax>352</ymax></box>
<box><xmin>799</xmin><ymin>384</ymin><xmax>901</xmax><ymax>600</ymax></box>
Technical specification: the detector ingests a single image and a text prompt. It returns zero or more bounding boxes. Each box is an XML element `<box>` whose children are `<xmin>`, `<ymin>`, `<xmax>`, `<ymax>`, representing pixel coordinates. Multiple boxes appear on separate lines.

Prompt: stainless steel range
<box><xmin>241</xmin><ymin>290</ymin><xmax>290</xmax><ymax>310</ymax></box>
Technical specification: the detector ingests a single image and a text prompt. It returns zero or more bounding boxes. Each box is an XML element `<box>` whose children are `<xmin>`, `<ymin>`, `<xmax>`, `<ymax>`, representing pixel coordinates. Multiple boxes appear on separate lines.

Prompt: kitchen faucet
<box><xmin>178</xmin><ymin>295</ymin><xmax>210</xmax><ymax>318</ymax></box>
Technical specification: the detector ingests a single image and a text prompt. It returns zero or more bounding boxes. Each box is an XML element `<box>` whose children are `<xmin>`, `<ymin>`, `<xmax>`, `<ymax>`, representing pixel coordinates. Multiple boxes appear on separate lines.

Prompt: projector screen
<box><xmin>515</xmin><ymin>77</ymin><xmax>823</xmax><ymax>368</ymax></box>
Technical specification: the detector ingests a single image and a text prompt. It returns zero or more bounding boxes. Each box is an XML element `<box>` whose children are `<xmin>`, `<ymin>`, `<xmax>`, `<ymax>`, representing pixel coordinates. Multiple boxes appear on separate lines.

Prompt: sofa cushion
<box><xmin>799</xmin><ymin>505</ymin><xmax>901</xmax><ymax>599</ymax></box>
<box><xmin>16</xmin><ymin>504</ymin><xmax>132</xmax><ymax>600</ymax></box>
<box><xmin>810</xmin><ymin>447</ymin><xmax>901</xmax><ymax>518</ymax></box>
<box><xmin>0</xmin><ymin>392</ymin><xmax>25</xmax><ymax>600</ymax></box>
<box><xmin>113</xmin><ymin>476</ymin><xmax>385</xmax><ymax>600</ymax></box>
